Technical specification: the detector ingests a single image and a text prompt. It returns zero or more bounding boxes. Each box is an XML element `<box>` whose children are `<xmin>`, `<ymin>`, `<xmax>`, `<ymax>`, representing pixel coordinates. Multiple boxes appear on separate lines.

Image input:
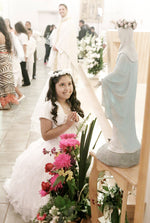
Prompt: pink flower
<box><xmin>43</xmin><ymin>148</ymin><xmax>49</xmax><ymax>155</ymax></box>
<box><xmin>59</xmin><ymin>138</ymin><xmax>80</xmax><ymax>151</ymax></box>
<box><xmin>51</xmin><ymin>147</ymin><xmax>57</xmax><ymax>154</ymax></box>
<box><xmin>39</xmin><ymin>189</ymin><xmax>48</xmax><ymax>197</ymax></box>
<box><xmin>60</xmin><ymin>133</ymin><xmax>77</xmax><ymax>139</ymax></box>
<box><xmin>53</xmin><ymin>153</ymin><xmax>71</xmax><ymax>169</ymax></box>
<box><xmin>50</xmin><ymin>174</ymin><xmax>63</xmax><ymax>191</ymax></box>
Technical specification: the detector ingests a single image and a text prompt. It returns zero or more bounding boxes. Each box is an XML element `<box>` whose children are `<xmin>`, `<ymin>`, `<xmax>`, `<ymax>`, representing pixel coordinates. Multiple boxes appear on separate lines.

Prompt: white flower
<box><xmin>116</xmin><ymin>19</ymin><xmax>137</xmax><ymax>30</ymax></box>
<box><xmin>110</xmin><ymin>192</ymin><xmax>114</xmax><ymax>198</ymax></box>
<box><xmin>49</xmin><ymin>69</ymin><xmax>72</xmax><ymax>78</ymax></box>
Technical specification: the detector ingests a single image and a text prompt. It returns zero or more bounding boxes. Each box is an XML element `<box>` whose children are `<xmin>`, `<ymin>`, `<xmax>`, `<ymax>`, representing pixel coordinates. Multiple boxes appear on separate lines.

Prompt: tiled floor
<box><xmin>0</xmin><ymin>60</ymin><xmax>146</xmax><ymax>223</ymax></box>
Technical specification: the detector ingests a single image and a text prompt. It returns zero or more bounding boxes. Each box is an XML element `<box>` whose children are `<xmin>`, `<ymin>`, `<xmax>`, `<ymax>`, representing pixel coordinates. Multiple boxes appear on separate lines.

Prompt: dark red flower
<box><xmin>41</xmin><ymin>181</ymin><xmax>50</xmax><ymax>192</ymax></box>
<box><xmin>37</xmin><ymin>213</ymin><xmax>47</xmax><ymax>221</ymax></box>
<box><xmin>45</xmin><ymin>163</ymin><xmax>54</xmax><ymax>173</ymax></box>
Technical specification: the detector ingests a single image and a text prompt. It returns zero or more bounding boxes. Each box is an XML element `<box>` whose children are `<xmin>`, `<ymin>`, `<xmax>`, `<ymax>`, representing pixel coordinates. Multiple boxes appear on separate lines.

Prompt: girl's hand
<box><xmin>70</xmin><ymin>112</ymin><xmax>79</xmax><ymax>122</ymax></box>
<box><xmin>66</xmin><ymin>112</ymin><xmax>77</xmax><ymax>127</ymax></box>
<box><xmin>74</xmin><ymin>112</ymin><xmax>79</xmax><ymax>122</ymax></box>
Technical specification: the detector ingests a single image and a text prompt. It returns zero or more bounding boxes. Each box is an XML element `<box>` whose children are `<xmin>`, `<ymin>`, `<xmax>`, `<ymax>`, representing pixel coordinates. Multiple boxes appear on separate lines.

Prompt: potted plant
<box><xmin>96</xmin><ymin>173</ymin><xmax>129</xmax><ymax>223</ymax></box>
<box><xmin>34</xmin><ymin>119</ymin><xmax>101</xmax><ymax>223</ymax></box>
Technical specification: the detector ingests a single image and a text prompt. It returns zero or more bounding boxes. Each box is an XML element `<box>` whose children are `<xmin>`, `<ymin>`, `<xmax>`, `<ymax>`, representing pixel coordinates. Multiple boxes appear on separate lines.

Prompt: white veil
<box><xmin>30</xmin><ymin>75</ymin><xmax>50</xmax><ymax>133</ymax></box>
<box><xmin>118</xmin><ymin>28</ymin><xmax>138</xmax><ymax>62</ymax></box>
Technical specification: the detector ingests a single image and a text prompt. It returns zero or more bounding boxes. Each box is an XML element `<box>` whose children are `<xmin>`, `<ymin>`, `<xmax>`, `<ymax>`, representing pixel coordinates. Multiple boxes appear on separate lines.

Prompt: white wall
<box><xmin>102</xmin><ymin>0</ymin><xmax>150</xmax><ymax>30</ymax></box>
<box><xmin>1</xmin><ymin>0</ymin><xmax>150</xmax><ymax>33</ymax></box>
<box><xmin>0</xmin><ymin>0</ymin><xmax>80</xmax><ymax>34</ymax></box>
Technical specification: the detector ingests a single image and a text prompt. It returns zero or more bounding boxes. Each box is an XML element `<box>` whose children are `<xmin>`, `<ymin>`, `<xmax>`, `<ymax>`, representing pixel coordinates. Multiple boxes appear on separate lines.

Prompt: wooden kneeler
<box><xmin>89</xmin><ymin>151</ymin><xmax>139</xmax><ymax>223</ymax></box>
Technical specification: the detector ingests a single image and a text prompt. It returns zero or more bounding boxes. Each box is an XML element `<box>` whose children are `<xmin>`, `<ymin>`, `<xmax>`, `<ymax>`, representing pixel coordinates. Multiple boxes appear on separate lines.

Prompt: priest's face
<box><xmin>59</xmin><ymin>5</ymin><xmax>68</xmax><ymax>18</ymax></box>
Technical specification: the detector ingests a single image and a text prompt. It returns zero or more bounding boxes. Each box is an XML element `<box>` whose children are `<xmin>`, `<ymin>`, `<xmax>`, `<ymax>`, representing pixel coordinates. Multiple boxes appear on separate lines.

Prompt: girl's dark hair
<box><xmin>59</xmin><ymin>3</ymin><xmax>68</xmax><ymax>9</ymax></box>
<box><xmin>5</xmin><ymin>18</ymin><xmax>13</xmax><ymax>29</ymax></box>
<box><xmin>46</xmin><ymin>72</ymin><xmax>84</xmax><ymax>124</ymax></box>
<box><xmin>15</xmin><ymin>22</ymin><xmax>28</xmax><ymax>35</ymax></box>
<box><xmin>44</xmin><ymin>25</ymin><xmax>51</xmax><ymax>38</ymax></box>
<box><xmin>0</xmin><ymin>16</ymin><xmax>12</xmax><ymax>53</ymax></box>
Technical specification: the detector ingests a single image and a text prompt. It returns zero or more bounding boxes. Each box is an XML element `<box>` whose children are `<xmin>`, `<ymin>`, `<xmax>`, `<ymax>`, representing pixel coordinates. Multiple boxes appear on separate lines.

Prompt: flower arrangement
<box><xmin>116</xmin><ymin>19</ymin><xmax>137</xmax><ymax>30</ymax></box>
<box><xmin>78</xmin><ymin>34</ymin><xmax>93</xmax><ymax>60</ymax></box>
<box><xmin>78</xmin><ymin>34</ymin><xmax>105</xmax><ymax>76</ymax></box>
<box><xmin>86</xmin><ymin>37</ymin><xmax>105</xmax><ymax>75</ymax></box>
<box><xmin>34</xmin><ymin>118</ymin><xmax>101</xmax><ymax>223</ymax></box>
<box><xmin>95</xmin><ymin>172</ymin><xmax>129</xmax><ymax>223</ymax></box>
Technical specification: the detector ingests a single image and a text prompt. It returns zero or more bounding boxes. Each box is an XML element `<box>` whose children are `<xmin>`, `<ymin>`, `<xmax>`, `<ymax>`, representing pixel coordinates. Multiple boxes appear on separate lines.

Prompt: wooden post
<box><xmin>134</xmin><ymin>56</ymin><xmax>150</xmax><ymax>222</ymax></box>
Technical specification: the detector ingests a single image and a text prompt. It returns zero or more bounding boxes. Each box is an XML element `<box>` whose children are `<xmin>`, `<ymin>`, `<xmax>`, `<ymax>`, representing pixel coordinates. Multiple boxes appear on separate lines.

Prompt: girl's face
<box><xmin>59</xmin><ymin>5</ymin><xmax>67</xmax><ymax>18</ymax></box>
<box><xmin>55</xmin><ymin>75</ymin><xmax>73</xmax><ymax>102</ymax></box>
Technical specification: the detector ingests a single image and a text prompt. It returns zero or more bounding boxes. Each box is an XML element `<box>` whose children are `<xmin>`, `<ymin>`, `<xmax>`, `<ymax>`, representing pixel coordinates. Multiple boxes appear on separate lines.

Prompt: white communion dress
<box><xmin>4</xmin><ymin>101</ymin><xmax>80</xmax><ymax>222</ymax></box>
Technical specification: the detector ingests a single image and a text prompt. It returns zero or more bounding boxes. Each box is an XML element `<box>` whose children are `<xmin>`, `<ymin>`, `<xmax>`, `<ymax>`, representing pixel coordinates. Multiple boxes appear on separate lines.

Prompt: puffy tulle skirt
<box><xmin>4</xmin><ymin>138</ymin><xmax>59</xmax><ymax>222</ymax></box>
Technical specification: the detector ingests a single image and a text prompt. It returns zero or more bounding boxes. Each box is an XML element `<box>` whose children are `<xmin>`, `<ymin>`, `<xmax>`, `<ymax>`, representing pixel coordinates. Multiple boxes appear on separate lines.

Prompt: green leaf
<box><xmin>111</xmin><ymin>208</ymin><xmax>120</xmax><ymax>223</ymax></box>
<box><xmin>92</xmin><ymin>130</ymin><xmax>102</xmax><ymax>150</ymax></box>
<box><xmin>79</xmin><ymin>118</ymin><xmax>97</xmax><ymax>191</ymax></box>
<box><xmin>67</xmin><ymin>179</ymin><xmax>77</xmax><ymax>200</ymax></box>
<box><xmin>102</xmin><ymin>186</ymin><xmax>109</xmax><ymax>191</ymax></box>
<box><xmin>76</xmin><ymin>113</ymin><xmax>91</xmax><ymax>136</ymax></box>
<box><xmin>54</xmin><ymin>196</ymin><xmax>66</xmax><ymax>208</ymax></box>
<box><xmin>53</xmin><ymin>176</ymin><xmax>65</xmax><ymax>187</ymax></box>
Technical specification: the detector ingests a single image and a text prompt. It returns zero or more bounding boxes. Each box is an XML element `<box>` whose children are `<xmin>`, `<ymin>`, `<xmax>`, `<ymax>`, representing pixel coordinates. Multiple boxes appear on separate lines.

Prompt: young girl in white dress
<box><xmin>4</xmin><ymin>69</ymin><xmax>84</xmax><ymax>222</ymax></box>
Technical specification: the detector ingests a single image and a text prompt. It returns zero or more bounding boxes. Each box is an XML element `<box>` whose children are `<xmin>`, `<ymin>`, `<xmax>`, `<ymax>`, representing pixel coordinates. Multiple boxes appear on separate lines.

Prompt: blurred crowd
<box><xmin>0</xmin><ymin>14</ymin><xmax>98</xmax><ymax>110</ymax></box>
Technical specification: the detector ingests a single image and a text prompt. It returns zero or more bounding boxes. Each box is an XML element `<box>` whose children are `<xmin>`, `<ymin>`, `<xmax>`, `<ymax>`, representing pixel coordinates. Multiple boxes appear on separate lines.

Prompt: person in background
<box><xmin>25</xmin><ymin>21</ymin><xmax>42</xmax><ymax>79</ymax></box>
<box><xmin>48</xmin><ymin>4</ymin><xmax>78</xmax><ymax>80</ymax></box>
<box><xmin>0</xmin><ymin>16</ymin><xmax>18</xmax><ymax>109</ymax></box>
<box><xmin>43</xmin><ymin>25</ymin><xmax>52</xmax><ymax>64</ymax></box>
<box><xmin>15</xmin><ymin>22</ymin><xmax>30</xmax><ymax>86</ymax></box>
<box><xmin>5</xmin><ymin>18</ymin><xmax>25</xmax><ymax>101</ymax></box>
<box><xmin>26</xmin><ymin>28</ymin><xmax>36</xmax><ymax>82</ymax></box>
<box><xmin>90</xmin><ymin>26</ymin><xmax>98</xmax><ymax>37</ymax></box>
<box><xmin>78</xmin><ymin>19</ymin><xmax>88</xmax><ymax>40</ymax></box>
<box><xmin>49</xmin><ymin>24</ymin><xmax>56</xmax><ymax>49</ymax></box>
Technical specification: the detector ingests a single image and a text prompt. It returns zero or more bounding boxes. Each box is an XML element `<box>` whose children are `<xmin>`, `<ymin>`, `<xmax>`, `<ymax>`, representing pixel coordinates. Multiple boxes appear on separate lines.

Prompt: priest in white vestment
<box><xmin>96</xmin><ymin>21</ymin><xmax>141</xmax><ymax>168</ymax></box>
<box><xmin>48</xmin><ymin>3</ymin><xmax>78</xmax><ymax>80</ymax></box>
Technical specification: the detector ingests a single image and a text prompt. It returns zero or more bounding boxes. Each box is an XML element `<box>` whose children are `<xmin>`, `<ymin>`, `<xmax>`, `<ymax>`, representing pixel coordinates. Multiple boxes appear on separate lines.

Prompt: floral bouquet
<box><xmin>96</xmin><ymin>173</ymin><xmax>129</xmax><ymax>223</ymax></box>
<box><xmin>34</xmin><ymin>119</ymin><xmax>100</xmax><ymax>223</ymax></box>
<box><xmin>78</xmin><ymin>34</ymin><xmax>94</xmax><ymax>60</ymax></box>
<box><xmin>78</xmin><ymin>34</ymin><xmax>105</xmax><ymax>76</ymax></box>
<box><xmin>86</xmin><ymin>37</ymin><xmax>105</xmax><ymax>75</ymax></box>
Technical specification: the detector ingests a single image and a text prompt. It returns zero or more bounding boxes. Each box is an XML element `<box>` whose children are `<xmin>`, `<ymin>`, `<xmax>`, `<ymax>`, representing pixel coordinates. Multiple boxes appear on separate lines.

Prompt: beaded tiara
<box><xmin>49</xmin><ymin>69</ymin><xmax>72</xmax><ymax>78</ymax></box>
<box><xmin>116</xmin><ymin>19</ymin><xmax>137</xmax><ymax>30</ymax></box>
